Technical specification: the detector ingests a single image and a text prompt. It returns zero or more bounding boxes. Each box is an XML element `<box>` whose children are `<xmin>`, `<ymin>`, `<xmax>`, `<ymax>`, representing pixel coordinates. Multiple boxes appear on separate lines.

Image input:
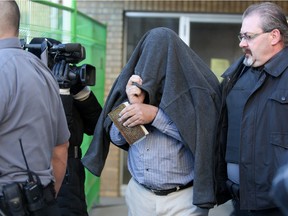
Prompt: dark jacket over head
<box><xmin>82</xmin><ymin>27</ymin><xmax>221</xmax><ymax>207</ymax></box>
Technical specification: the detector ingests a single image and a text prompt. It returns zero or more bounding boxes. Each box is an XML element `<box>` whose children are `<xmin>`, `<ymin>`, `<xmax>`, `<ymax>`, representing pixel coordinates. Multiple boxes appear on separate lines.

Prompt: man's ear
<box><xmin>270</xmin><ymin>29</ymin><xmax>282</xmax><ymax>45</ymax></box>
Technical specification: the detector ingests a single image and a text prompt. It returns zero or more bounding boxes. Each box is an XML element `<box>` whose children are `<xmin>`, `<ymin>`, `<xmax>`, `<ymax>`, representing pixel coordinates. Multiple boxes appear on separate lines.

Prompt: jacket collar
<box><xmin>221</xmin><ymin>55</ymin><xmax>245</xmax><ymax>80</ymax></box>
<box><xmin>264</xmin><ymin>47</ymin><xmax>288</xmax><ymax>78</ymax></box>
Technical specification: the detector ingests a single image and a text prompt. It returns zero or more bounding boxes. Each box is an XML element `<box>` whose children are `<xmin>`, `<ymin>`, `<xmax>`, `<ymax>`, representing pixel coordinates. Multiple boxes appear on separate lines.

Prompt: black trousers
<box><xmin>226</xmin><ymin>180</ymin><xmax>284</xmax><ymax>216</ymax></box>
<box><xmin>0</xmin><ymin>202</ymin><xmax>61</xmax><ymax>216</ymax></box>
<box><xmin>57</xmin><ymin>157</ymin><xmax>88</xmax><ymax>216</ymax></box>
<box><xmin>30</xmin><ymin>200</ymin><xmax>61</xmax><ymax>216</ymax></box>
<box><xmin>231</xmin><ymin>199</ymin><xmax>284</xmax><ymax>216</ymax></box>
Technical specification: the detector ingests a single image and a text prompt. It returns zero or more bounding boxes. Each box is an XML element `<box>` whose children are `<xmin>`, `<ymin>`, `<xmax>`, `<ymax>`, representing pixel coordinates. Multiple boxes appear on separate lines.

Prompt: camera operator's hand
<box><xmin>52</xmin><ymin>60</ymin><xmax>71</xmax><ymax>90</ymax></box>
<box><xmin>70</xmin><ymin>82</ymin><xmax>85</xmax><ymax>96</ymax></box>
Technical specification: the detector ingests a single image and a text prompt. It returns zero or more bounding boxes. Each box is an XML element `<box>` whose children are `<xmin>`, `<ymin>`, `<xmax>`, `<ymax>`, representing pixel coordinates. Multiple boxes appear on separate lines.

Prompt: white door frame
<box><xmin>179</xmin><ymin>14</ymin><xmax>242</xmax><ymax>46</ymax></box>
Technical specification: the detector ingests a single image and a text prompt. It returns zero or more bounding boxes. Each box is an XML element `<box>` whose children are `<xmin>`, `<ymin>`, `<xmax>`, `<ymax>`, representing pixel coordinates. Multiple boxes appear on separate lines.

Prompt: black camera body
<box><xmin>21</xmin><ymin>38</ymin><xmax>96</xmax><ymax>86</ymax></box>
<box><xmin>48</xmin><ymin>42</ymin><xmax>96</xmax><ymax>86</ymax></box>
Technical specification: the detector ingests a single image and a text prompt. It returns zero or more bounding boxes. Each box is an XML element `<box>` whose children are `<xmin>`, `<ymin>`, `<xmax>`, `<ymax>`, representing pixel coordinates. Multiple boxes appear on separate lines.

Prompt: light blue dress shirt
<box><xmin>110</xmin><ymin>108</ymin><xmax>194</xmax><ymax>190</ymax></box>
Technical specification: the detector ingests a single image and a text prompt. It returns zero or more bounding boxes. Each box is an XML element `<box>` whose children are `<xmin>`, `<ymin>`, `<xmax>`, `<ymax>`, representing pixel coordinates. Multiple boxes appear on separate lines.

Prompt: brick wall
<box><xmin>77</xmin><ymin>0</ymin><xmax>288</xmax><ymax>197</ymax></box>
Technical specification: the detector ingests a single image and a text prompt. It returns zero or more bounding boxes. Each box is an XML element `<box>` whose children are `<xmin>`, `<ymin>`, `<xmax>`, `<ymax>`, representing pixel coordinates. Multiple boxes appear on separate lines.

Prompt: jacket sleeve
<box><xmin>73</xmin><ymin>92</ymin><xmax>102</xmax><ymax>136</ymax></box>
<box><xmin>60</xmin><ymin>94</ymin><xmax>74</xmax><ymax>129</ymax></box>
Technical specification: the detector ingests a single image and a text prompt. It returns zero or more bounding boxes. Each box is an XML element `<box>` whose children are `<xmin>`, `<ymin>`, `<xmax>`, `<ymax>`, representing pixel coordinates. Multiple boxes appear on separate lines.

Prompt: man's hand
<box><xmin>119</xmin><ymin>103</ymin><xmax>158</xmax><ymax>127</ymax></box>
<box><xmin>126</xmin><ymin>75</ymin><xmax>145</xmax><ymax>104</ymax></box>
<box><xmin>52</xmin><ymin>60</ymin><xmax>71</xmax><ymax>89</ymax></box>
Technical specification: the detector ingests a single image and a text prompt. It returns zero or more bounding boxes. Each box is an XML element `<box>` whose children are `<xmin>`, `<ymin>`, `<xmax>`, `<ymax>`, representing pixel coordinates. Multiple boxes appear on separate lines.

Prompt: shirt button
<box><xmin>146</xmin><ymin>148</ymin><xmax>149</xmax><ymax>151</ymax></box>
<box><xmin>281</xmin><ymin>96</ymin><xmax>286</xmax><ymax>101</ymax></box>
<box><xmin>146</xmin><ymin>168</ymin><xmax>149</xmax><ymax>171</ymax></box>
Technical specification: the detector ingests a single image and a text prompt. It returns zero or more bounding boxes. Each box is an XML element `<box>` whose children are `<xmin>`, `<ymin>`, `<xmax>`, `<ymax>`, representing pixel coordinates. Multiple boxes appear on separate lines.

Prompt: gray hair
<box><xmin>243</xmin><ymin>2</ymin><xmax>288</xmax><ymax>46</ymax></box>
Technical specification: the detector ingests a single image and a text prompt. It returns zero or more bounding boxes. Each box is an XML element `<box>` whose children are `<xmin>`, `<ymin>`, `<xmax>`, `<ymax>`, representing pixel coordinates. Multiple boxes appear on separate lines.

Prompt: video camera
<box><xmin>21</xmin><ymin>38</ymin><xmax>96</xmax><ymax>86</ymax></box>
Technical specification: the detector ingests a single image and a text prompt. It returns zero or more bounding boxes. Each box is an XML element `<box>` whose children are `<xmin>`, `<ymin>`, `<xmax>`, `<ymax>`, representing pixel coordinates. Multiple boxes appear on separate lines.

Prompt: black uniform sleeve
<box><xmin>60</xmin><ymin>94</ymin><xmax>74</xmax><ymax>129</ymax></box>
<box><xmin>73</xmin><ymin>92</ymin><xmax>102</xmax><ymax>135</ymax></box>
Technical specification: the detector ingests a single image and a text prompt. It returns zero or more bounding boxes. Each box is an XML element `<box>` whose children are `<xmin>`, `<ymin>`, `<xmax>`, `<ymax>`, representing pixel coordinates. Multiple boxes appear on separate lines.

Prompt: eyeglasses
<box><xmin>237</xmin><ymin>32</ymin><xmax>269</xmax><ymax>42</ymax></box>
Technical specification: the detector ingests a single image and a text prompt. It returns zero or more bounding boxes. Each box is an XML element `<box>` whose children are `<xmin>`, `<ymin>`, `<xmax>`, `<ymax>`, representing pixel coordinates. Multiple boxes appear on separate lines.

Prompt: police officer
<box><xmin>0</xmin><ymin>1</ymin><xmax>70</xmax><ymax>216</ymax></box>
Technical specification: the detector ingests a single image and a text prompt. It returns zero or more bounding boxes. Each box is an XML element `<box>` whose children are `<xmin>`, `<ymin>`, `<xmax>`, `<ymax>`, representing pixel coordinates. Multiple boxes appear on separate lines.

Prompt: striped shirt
<box><xmin>110</xmin><ymin>108</ymin><xmax>194</xmax><ymax>190</ymax></box>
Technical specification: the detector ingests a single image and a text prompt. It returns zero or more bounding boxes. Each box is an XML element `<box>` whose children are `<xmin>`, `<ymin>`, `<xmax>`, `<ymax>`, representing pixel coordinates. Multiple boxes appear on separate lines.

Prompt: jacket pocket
<box><xmin>270</xmin><ymin>132</ymin><xmax>288</xmax><ymax>149</ymax></box>
<box><xmin>270</xmin><ymin>133</ymin><xmax>288</xmax><ymax>167</ymax></box>
<box><xmin>270</xmin><ymin>90</ymin><xmax>288</xmax><ymax>105</ymax></box>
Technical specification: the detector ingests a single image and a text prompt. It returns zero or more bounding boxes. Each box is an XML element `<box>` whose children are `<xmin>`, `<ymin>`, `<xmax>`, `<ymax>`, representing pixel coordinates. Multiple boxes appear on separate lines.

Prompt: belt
<box><xmin>141</xmin><ymin>180</ymin><xmax>194</xmax><ymax>196</ymax></box>
<box><xmin>0</xmin><ymin>182</ymin><xmax>56</xmax><ymax>215</ymax></box>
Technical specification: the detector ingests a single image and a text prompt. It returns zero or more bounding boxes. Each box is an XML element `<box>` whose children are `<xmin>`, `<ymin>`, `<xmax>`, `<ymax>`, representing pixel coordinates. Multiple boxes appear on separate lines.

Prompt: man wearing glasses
<box><xmin>215</xmin><ymin>2</ymin><xmax>288</xmax><ymax>216</ymax></box>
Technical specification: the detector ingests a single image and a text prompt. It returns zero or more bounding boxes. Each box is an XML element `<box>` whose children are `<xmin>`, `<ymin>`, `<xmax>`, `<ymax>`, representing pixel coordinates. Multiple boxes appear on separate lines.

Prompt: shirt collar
<box><xmin>0</xmin><ymin>37</ymin><xmax>22</xmax><ymax>50</ymax></box>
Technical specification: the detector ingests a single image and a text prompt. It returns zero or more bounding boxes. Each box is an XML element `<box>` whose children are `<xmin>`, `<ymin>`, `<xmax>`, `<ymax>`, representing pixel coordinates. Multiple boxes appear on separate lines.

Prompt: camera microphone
<box><xmin>50</xmin><ymin>43</ymin><xmax>85</xmax><ymax>63</ymax></box>
<box><xmin>24</xmin><ymin>44</ymin><xmax>42</xmax><ymax>49</ymax></box>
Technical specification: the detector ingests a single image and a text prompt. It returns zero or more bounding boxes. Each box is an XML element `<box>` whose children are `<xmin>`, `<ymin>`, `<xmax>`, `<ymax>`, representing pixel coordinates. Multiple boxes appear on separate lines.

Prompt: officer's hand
<box><xmin>52</xmin><ymin>60</ymin><xmax>71</xmax><ymax>89</ymax></box>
